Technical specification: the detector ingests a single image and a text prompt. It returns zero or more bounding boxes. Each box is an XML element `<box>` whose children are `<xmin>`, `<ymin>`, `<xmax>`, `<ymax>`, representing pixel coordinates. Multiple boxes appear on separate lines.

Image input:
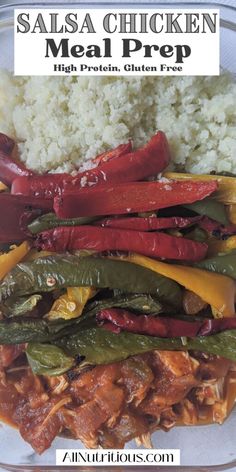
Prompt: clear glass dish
<box><xmin>0</xmin><ymin>2</ymin><xmax>236</xmax><ymax>471</ymax></box>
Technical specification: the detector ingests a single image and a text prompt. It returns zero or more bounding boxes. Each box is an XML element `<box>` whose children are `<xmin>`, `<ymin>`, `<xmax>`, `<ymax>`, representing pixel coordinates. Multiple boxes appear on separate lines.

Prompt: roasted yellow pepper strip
<box><xmin>0</xmin><ymin>181</ymin><xmax>7</xmax><ymax>192</ymax></box>
<box><xmin>207</xmin><ymin>236</ymin><xmax>236</xmax><ymax>257</ymax></box>
<box><xmin>0</xmin><ymin>241</ymin><xmax>30</xmax><ymax>281</ymax></box>
<box><xmin>227</xmin><ymin>205</ymin><xmax>236</xmax><ymax>224</ymax></box>
<box><xmin>164</xmin><ymin>172</ymin><xmax>236</xmax><ymax>205</ymax></box>
<box><xmin>46</xmin><ymin>286</ymin><xmax>96</xmax><ymax>320</ymax></box>
<box><xmin>118</xmin><ymin>253</ymin><xmax>235</xmax><ymax>318</ymax></box>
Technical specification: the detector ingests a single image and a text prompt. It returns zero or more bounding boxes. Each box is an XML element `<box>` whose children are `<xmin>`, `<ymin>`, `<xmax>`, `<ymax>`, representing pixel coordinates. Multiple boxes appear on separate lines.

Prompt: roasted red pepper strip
<box><xmin>0</xmin><ymin>194</ymin><xmax>52</xmax><ymax>243</ymax></box>
<box><xmin>199</xmin><ymin>216</ymin><xmax>236</xmax><ymax>237</ymax></box>
<box><xmin>96</xmin><ymin>215</ymin><xmax>202</xmax><ymax>231</ymax></box>
<box><xmin>12</xmin><ymin>143</ymin><xmax>133</xmax><ymax>199</ymax></box>
<box><xmin>0</xmin><ymin>133</ymin><xmax>34</xmax><ymax>186</ymax></box>
<box><xmin>66</xmin><ymin>131</ymin><xmax>170</xmax><ymax>189</ymax></box>
<box><xmin>0</xmin><ymin>133</ymin><xmax>15</xmax><ymax>155</ymax></box>
<box><xmin>92</xmin><ymin>142</ymin><xmax>132</xmax><ymax>166</ymax></box>
<box><xmin>12</xmin><ymin>173</ymin><xmax>70</xmax><ymax>199</ymax></box>
<box><xmin>36</xmin><ymin>225</ymin><xmax>208</xmax><ymax>261</ymax></box>
<box><xmin>0</xmin><ymin>151</ymin><xmax>33</xmax><ymax>187</ymax></box>
<box><xmin>54</xmin><ymin>180</ymin><xmax>218</xmax><ymax>219</ymax></box>
<box><xmin>97</xmin><ymin>308</ymin><xmax>236</xmax><ymax>338</ymax></box>
<box><xmin>12</xmin><ymin>132</ymin><xmax>170</xmax><ymax>198</ymax></box>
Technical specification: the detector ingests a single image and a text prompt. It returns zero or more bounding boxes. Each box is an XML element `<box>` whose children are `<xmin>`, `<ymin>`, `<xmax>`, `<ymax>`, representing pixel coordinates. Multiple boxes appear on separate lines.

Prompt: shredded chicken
<box><xmin>0</xmin><ymin>349</ymin><xmax>234</xmax><ymax>453</ymax></box>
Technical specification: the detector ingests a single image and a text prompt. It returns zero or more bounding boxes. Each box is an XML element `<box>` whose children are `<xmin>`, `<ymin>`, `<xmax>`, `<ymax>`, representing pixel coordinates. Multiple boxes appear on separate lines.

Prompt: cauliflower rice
<box><xmin>0</xmin><ymin>71</ymin><xmax>235</xmax><ymax>174</ymax></box>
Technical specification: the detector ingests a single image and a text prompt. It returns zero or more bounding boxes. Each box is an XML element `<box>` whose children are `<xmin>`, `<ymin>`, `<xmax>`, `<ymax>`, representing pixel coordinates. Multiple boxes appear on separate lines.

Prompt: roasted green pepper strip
<box><xmin>196</xmin><ymin>251</ymin><xmax>236</xmax><ymax>280</ymax></box>
<box><xmin>184</xmin><ymin>198</ymin><xmax>229</xmax><ymax>226</ymax></box>
<box><xmin>56</xmin><ymin>327</ymin><xmax>236</xmax><ymax>365</ymax></box>
<box><xmin>0</xmin><ymin>294</ymin><xmax>42</xmax><ymax>318</ymax></box>
<box><xmin>0</xmin><ymin>317</ymin><xmax>75</xmax><ymax>344</ymax></box>
<box><xmin>26</xmin><ymin>343</ymin><xmax>74</xmax><ymax>376</ymax></box>
<box><xmin>28</xmin><ymin>213</ymin><xmax>99</xmax><ymax>235</ymax></box>
<box><xmin>0</xmin><ymin>256</ymin><xmax>182</xmax><ymax>308</ymax></box>
<box><xmin>85</xmin><ymin>293</ymin><xmax>164</xmax><ymax>317</ymax></box>
<box><xmin>0</xmin><ymin>294</ymin><xmax>165</xmax><ymax>344</ymax></box>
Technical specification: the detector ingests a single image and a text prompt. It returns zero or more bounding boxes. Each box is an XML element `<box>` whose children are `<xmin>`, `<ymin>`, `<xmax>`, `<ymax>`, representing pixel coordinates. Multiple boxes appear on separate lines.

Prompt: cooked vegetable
<box><xmin>183</xmin><ymin>290</ymin><xmax>207</xmax><ymax>315</ymax></box>
<box><xmin>186</xmin><ymin>227</ymin><xmax>207</xmax><ymax>243</ymax></box>
<box><xmin>30</xmin><ymin>214</ymin><xmax>202</xmax><ymax>235</ymax></box>
<box><xmin>196</xmin><ymin>252</ymin><xmax>236</xmax><ymax>280</ymax></box>
<box><xmin>92</xmin><ymin>142</ymin><xmax>132</xmax><ymax>166</ymax></box>
<box><xmin>26</xmin><ymin>343</ymin><xmax>74</xmax><ymax>376</ymax></box>
<box><xmin>0</xmin><ymin>256</ymin><xmax>182</xmax><ymax>308</ymax></box>
<box><xmin>86</xmin><ymin>293</ymin><xmax>164</xmax><ymax>317</ymax></box>
<box><xmin>0</xmin><ymin>294</ymin><xmax>42</xmax><ymax>318</ymax></box>
<box><xmin>12</xmin><ymin>132</ymin><xmax>170</xmax><ymax>198</ymax></box>
<box><xmin>54</xmin><ymin>180</ymin><xmax>218</xmax><ymax>219</ymax></box>
<box><xmin>0</xmin><ymin>150</ymin><xmax>33</xmax><ymax>187</ymax></box>
<box><xmin>184</xmin><ymin>199</ymin><xmax>229</xmax><ymax>226</ymax></box>
<box><xmin>96</xmin><ymin>215</ymin><xmax>201</xmax><ymax>231</ymax></box>
<box><xmin>0</xmin><ymin>294</ymin><xmax>164</xmax><ymax>344</ymax></box>
<box><xmin>198</xmin><ymin>217</ymin><xmax>236</xmax><ymax>237</ymax></box>
<box><xmin>65</xmin><ymin>131</ymin><xmax>170</xmax><ymax>188</ymax></box>
<box><xmin>46</xmin><ymin>286</ymin><xmax>96</xmax><ymax>320</ymax></box>
<box><xmin>0</xmin><ymin>241</ymin><xmax>30</xmax><ymax>280</ymax></box>
<box><xmin>207</xmin><ymin>235</ymin><xmax>236</xmax><ymax>256</ymax></box>
<box><xmin>0</xmin><ymin>318</ymin><xmax>69</xmax><ymax>344</ymax></box>
<box><xmin>0</xmin><ymin>193</ymin><xmax>52</xmax><ymax>243</ymax></box>
<box><xmin>227</xmin><ymin>205</ymin><xmax>236</xmax><ymax>224</ymax></box>
<box><xmin>28</xmin><ymin>213</ymin><xmax>99</xmax><ymax>235</ymax></box>
<box><xmin>97</xmin><ymin>308</ymin><xmax>236</xmax><ymax>337</ymax></box>
<box><xmin>164</xmin><ymin>172</ymin><xmax>236</xmax><ymax>205</ymax></box>
<box><xmin>56</xmin><ymin>327</ymin><xmax>236</xmax><ymax>365</ymax></box>
<box><xmin>118</xmin><ymin>253</ymin><xmax>236</xmax><ymax>317</ymax></box>
<box><xmin>0</xmin><ymin>181</ymin><xmax>7</xmax><ymax>192</ymax></box>
<box><xmin>36</xmin><ymin>226</ymin><xmax>208</xmax><ymax>262</ymax></box>
<box><xmin>12</xmin><ymin>173</ymin><xmax>70</xmax><ymax>199</ymax></box>
<box><xmin>0</xmin><ymin>133</ymin><xmax>15</xmax><ymax>155</ymax></box>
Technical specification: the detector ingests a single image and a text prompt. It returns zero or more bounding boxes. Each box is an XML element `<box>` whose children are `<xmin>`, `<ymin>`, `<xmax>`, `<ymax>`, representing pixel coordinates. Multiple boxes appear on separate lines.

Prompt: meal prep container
<box><xmin>0</xmin><ymin>1</ymin><xmax>236</xmax><ymax>471</ymax></box>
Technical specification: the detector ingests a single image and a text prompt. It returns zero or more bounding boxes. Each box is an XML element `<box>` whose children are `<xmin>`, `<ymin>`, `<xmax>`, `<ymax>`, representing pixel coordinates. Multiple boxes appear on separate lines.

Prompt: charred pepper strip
<box><xmin>92</xmin><ymin>142</ymin><xmax>132</xmax><ymax>166</ymax></box>
<box><xmin>28</xmin><ymin>213</ymin><xmax>100</xmax><ymax>235</ymax></box>
<box><xmin>0</xmin><ymin>294</ymin><xmax>163</xmax><ymax>344</ymax></box>
<box><xmin>0</xmin><ymin>241</ymin><xmax>30</xmax><ymax>281</ymax></box>
<box><xmin>0</xmin><ymin>150</ymin><xmax>34</xmax><ymax>187</ymax></box>
<box><xmin>26</xmin><ymin>343</ymin><xmax>74</xmax><ymax>376</ymax></box>
<box><xmin>29</xmin><ymin>214</ymin><xmax>201</xmax><ymax>235</ymax></box>
<box><xmin>56</xmin><ymin>327</ymin><xmax>236</xmax><ymax>365</ymax></box>
<box><xmin>184</xmin><ymin>198</ymin><xmax>229</xmax><ymax>226</ymax></box>
<box><xmin>0</xmin><ymin>255</ymin><xmax>182</xmax><ymax>308</ymax></box>
<box><xmin>0</xmin><ymin>133</ymin><xmax>33</xmax><ymax>187</ymax></box>
<box><xmin>198</xmin><ymin>217</ymin><xmax>236</xmax><ymax>237</ymax></box>
<box><xmin>65</xmin><ymin>131</ymin><xmax>170</xmax><ymax>189</ymax></box>
<box><xmin>0</xmin><ymin>182</ymin><xmax>7</xmax><ymax>192</ymax></box>
<box><xmin>11</xmin><ymin>132</ymin><xmax>170</xmax><ymax>198</ymax></box>
<box><xmin>164</xmin><ymin>172</ymin><xmax>236</xmax><ymax>205</ymax></box>
<box><xmin>0</xmin><ymin>317</ymin><xmax>74</xmax><ymax>344</ymax></box>
<box><xmin>54</xmin><ymin>180</ymin><xmax>218</xmax><ymax>218</ymax></box>
<box><xmin>12</xmin><ymin>173</ymin><xmax>70</xmax><ymax>199</ymax></box>
<box><xmin>227</xmin><ymin>205</ymin><xmax>236</xmax><ymax>224</ymax></box>
<box><xmin>116</xmin><ymin>253</ymin><xmax>236</xmax><ymax>317</ymax></box>
<box><xmin>36</xmin><ymin>225</ymin><xmax>208</xmax><ymax>262</ymax></box>
<box><xmin>96</xmin><ymin>215</ymin><xmax>202</xmax><ymax>231</ymax></box>
<box><xmin>0</xmin><ymin>133</ymin><xmax>15</xmax><ymax>155</ymax></box>
<box><xmin>97</xmin><ymin>308</ymin><xmax>236</xmax><ymax>337</ymax></box>
<box><xmin>195</xmin><ymin>252</ymin><xmax>236</xmax><ymax>280</ymax></box>
<box><xmin>207</xmin><ymin>236</ymin><xmax>236</xmax><ymax>257</ymax></box>
<box><xmin>0</xmin><ymin>193</ymin><xmax>53</xmax><ymax>243</ymax></box>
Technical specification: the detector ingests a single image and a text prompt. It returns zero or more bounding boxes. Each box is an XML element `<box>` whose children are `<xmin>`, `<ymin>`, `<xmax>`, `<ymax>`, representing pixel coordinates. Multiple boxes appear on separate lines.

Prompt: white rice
<box><xmin>0</xmin><ymin>71</ymin><xmax>235</xmax><ymax>174</ymax></box>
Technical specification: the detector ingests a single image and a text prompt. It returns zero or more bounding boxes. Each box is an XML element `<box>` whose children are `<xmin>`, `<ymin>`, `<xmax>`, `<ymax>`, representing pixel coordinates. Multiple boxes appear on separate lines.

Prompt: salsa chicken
<box><xmin>0</xmin><ymin>131</ymin><xmax>236</xmax><ymax>453</ymax></box>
